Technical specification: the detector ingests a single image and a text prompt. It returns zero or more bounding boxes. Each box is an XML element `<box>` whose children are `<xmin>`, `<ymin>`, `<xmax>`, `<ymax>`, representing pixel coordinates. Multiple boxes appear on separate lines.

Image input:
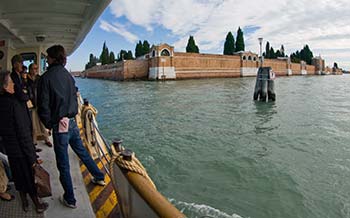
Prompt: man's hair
<box><xmin>11</xmin><ymin>54</ymin><xmax>23</xmax><ymax>67</ymax></box>
<box><xmin>0</xmin><ymin>70</ymin><xmax>10</xmax><ymax>95</ymax></box>
<box><xmin>46</xmin><ymin>45</ymin><xmax>66</xmax><ymax>65</ymax></box>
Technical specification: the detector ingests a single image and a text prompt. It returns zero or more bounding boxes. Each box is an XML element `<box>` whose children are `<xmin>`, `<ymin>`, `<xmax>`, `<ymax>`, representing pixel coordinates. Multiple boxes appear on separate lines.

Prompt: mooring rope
<box><xmin>110</xmin><ymin>151</ymin><xmax>156</xmax><ymax>189</ymax></box>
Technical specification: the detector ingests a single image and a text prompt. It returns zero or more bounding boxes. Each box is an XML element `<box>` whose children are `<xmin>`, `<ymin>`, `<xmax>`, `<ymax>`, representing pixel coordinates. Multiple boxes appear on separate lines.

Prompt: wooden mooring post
<box><xmin>253</xmin><ymin>67</ymin><xmax>276</xmax><ymax>102</ymax></box>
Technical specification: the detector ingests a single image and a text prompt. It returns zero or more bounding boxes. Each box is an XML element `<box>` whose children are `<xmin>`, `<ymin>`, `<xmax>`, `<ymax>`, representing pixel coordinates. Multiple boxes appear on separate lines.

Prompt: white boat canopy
<box><xmin>0</xmin><ymin>0</ymin><xmax>111</xmax><ymax>55</ymax></box>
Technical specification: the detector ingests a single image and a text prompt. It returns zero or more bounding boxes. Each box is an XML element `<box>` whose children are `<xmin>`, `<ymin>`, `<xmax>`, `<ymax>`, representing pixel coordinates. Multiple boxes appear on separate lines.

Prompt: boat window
<box><xmin>40</xmin><ymin>53</ymin><xmax>47</xmax><ymax>74</ymax></box>
<box><xmin>242</xmin><ymin>56</ymin><xmax>246</xmax><ymax>60</ymax></box>
<box><xmin>160</xmin><ymin>49</ymin><xmax>170</xmax><ymax>56</ymax></box>
<box><xmin>248</xmin><ymin>56</ymin><xmax>252</xmax><ymax>60</ymax></box>
<box><xmin>152</xmin><ymin>50</ymin><xmax>156</xmax><ymax>57</ymax></box>
<box><xmin>21</xmin><ymin>52</ymin><xmax>37</xmax><ymax>70</ymax></box>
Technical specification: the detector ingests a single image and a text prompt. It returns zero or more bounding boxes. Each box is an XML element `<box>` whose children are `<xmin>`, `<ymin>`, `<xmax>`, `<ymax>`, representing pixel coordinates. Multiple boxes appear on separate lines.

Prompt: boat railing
<box><xmin>76</xmin><ymin>94</ymin><xmax>185</xmax><ymax>218</ymax></box>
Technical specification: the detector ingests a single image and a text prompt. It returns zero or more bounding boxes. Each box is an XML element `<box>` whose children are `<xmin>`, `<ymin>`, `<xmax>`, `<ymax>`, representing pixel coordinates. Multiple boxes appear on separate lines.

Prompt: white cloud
<box><xmin>99</xmin><ymin>20</ymin><xmax>139</xmax><ymax>43</ymax></box>
<box><xmin>108</xmin><ymin>0</ymin><xmax>350</xmax><ymax>69</ymax></box>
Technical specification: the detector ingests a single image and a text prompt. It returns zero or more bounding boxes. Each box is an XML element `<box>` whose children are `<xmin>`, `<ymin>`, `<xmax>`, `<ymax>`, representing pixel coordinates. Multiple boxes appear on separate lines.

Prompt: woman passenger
<box><xmin>0</xmin><ymin>71</ymin><xmax>48</xmax><ymax>213</ymax></box>
<box><xmin>27</xmin><ymin>63</ymin><xmax>52</xmax><ymax>147</ymax></box>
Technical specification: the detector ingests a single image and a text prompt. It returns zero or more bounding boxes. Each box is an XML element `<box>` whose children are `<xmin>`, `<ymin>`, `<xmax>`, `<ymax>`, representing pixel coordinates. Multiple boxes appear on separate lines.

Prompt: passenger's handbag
<box><xmin>33</xmin><ymin>164</ymin><xmax>52</xmax><ymax>198</ymax></box>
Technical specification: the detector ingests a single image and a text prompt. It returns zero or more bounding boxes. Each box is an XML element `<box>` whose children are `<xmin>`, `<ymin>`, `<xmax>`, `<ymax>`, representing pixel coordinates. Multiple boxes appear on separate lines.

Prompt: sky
<box><xmin>66</xmin><ymin>0</ymin><xmax>350</xmax><ymax>71</ymax></box>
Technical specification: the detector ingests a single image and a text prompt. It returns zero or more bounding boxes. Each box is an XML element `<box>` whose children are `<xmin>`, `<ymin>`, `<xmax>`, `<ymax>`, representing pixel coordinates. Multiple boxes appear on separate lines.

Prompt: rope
<box><xmin>80</xmin><ymin>103</ymin><xmax>156</xmax><ymax>190</ymax></box>
<box><xmin>110</xmin><ymin>151</ymin><xmax>156</xmax><ymax>189</ymax></box>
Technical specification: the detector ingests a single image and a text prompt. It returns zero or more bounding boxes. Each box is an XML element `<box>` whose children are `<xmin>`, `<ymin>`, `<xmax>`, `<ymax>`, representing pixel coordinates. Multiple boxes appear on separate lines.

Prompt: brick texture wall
<box><xmin>173</xmin><ymin>52</ymin><xmax>242</xmax><ymax>79</ymax></box>
<box><xmin>123</xmin><ymin>60</ymin><xmax>149</xmax><ymax>79</ymax></box>
<box><xmin>263</xmin><ymin>59</ymin><xmax>288</xmax><ymax>76</ymax></box>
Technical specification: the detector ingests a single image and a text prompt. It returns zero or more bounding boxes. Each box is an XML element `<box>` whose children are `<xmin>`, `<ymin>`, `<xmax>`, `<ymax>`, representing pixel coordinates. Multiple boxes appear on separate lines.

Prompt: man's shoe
<box><xmin>91</xmin><ymin>178</ymin><xmax>106</xmax><ymax>186</ymax></box>
<box><xmin>59</xmin><ymin>195</ymin><xmax>77</xmax><ymax>209</ymax></box>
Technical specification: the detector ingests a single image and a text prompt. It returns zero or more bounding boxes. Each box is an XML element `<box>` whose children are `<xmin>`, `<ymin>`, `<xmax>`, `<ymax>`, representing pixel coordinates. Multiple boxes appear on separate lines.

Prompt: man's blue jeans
<box><xmin>52</xmin><ymin>119</ymin><xmax>104</xmax><ymax>205</ymax></box>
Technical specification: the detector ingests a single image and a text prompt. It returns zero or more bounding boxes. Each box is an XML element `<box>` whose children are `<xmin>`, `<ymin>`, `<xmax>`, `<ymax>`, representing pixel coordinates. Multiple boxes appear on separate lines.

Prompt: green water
<box><xmin>76</xmin><ymin>75</ymin><xmax>350</xmax><ymax>218</ymax></box>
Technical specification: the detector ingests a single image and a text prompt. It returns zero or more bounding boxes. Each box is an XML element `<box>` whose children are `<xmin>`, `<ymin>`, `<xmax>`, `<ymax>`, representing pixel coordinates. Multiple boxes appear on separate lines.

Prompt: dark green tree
<box><xmin>126</xmin><ymin>50</ymin><xmax>133</xmax><ymax>60</ymax></box>
<box><xmin>109</xmin><ymin>51</ymin><xmax>115</xmax><ymax>64</ymax></box>
<box><xmin>142</xmin><ymin>40</ymin><xmax>150</xmax><ymax>55</ymax></box>
<box><xmin>85</xmin><ymin>53</ymin><xmax>99</xmax><ymax>70</ymax></box>
<box><xmin>186</xmin><ymin>36</ymin><xmax>199</xmax><ymax>53</ymax></box>
<box><xmin>235</xmin><ymin>27</ymin><xmax>245</xmax><ymax>52</ymax></box>
<box><xmin>135</xmin><ymin>41</ymin><xmax>143</xmax><ymax>58</ymax></box>
<box><xmin>223</xmin><ymin>31</ymin><xmax>235</xmax><ymax>55</ymax></box>
<box><xmin>333</xmin><ymin>62</ymin><xmax>338</xmax><ymax>69</ymax></box>
<box><xmin>265</xmin><ymin>41</ymin><xmax>270</xmax><ymax>58</ymax></box>
<box><xmin>275</xmin><ymin>50</ymin><xmax>281</xmax><ymax>58</ymax></box>
<box><xmin>117</xmin><ymin>50</ymin><xmax>127</xmax><ymax>61</ymax></box>
<box><xmin>270</xmin><ymin>47</ymin><xmax>275</xmax><ymax>59</ymax></box>
<box><xmin>280</xmin><ymin>45</ymin><xmax>285</xmax><ymax>57</ymax></box>
<box><xmin>290</xmin><ymin>45</ymin><xmax>313</xmax><ymax>64</ymax></box>
<box><xmin>303</xmin><ymin>45</ymin><xmax>313</xmax><ymax>64</ymax></box>
<box><xmin>99</xmin><ymin>42</ymin><xmax>110</xmax><ymax>65</ymax></box>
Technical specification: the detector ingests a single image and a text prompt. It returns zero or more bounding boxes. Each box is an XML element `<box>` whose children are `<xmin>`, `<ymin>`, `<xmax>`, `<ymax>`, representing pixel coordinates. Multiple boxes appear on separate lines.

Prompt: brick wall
<box><xmin>263</xmin><ymin>59</ymin><xmax>288</xmax><ymax>76</ymax></box>
<box><xmin>291</xmin><ymin>63</ymin><xmax>301</xmax><ymax>75</ymax></box>
<box><xmin>306</xmin><ymin>65</ymin><xmax>316</xmax><ymax>75</ymax></box>
<box><xmin>173</xmin><ymin>52</ymin><xmax>242</xmax><ymax>79</ymax></box>
<box><xmin>123</xmin><ymin>59</ymin><xmax>149</xmax><ymax>79</ymax></box>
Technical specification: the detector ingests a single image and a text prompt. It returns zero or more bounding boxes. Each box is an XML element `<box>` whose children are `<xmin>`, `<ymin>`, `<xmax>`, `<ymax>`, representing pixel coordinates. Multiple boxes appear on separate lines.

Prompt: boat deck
<box><xmin>0</xmin><ymin>139</ymin><xmax>96</xmax><ymax>218</ymax></box>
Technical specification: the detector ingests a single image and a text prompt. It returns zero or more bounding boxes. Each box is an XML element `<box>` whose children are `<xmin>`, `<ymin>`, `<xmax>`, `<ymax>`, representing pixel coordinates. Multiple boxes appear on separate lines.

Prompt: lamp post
<box><xmin>258</xmin><ymin>37</ymin><xmax>263</xmax><ymax>67</ymax></box>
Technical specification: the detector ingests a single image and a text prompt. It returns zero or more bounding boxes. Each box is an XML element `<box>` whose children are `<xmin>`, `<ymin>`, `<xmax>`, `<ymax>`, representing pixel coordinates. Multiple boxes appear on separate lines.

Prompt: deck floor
<box><xmin>0</xmin><ymin>139</ymin><xmax>95</xmax><ymax>218</ymax></box>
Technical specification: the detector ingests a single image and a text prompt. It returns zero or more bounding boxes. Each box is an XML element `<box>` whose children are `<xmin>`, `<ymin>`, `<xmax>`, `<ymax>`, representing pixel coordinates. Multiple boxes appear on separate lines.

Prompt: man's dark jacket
<box><xmin>37</xmin><ymin>64</ymin><xmax>78</xmax><ymax>129</ymax></box>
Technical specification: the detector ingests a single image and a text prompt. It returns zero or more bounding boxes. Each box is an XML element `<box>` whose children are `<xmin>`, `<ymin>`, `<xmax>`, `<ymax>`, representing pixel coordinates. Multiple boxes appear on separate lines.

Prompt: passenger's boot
<box><xmin>19</xmin><ymin>191</ymin><xmax>29</xmax><ymax>212</ymax></box>
<box><xmin>29</xmin><ymin>193</ymin><xmax>49</xmax><ymax>213</ymax></box>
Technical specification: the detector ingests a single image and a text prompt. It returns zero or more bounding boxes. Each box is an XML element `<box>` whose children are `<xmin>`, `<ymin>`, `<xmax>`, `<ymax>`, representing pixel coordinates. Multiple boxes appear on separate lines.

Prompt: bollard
<box><xmin>83</xmin><ymin>98</ymin><xmax>89</xmax><ymax>106</ymax></box>
<box><xmin>267</xmin><ymin>79</ymin><xmax>276</xmax><ymax>101</ymax></box>
<box><xmin>120</xmin><ymin>149</ymin><xmax>134</xmax><ymax>161</ymax></box>
<box><xmin>254</xmin><ymin>67</ymin><xmax>276</xmax><ymax>102</ymax></box>
<box><xmin>253</xmin><ymin>68</ymin><xmax>262</xmax><ymax>100</ymax></box>
<box><xmin>260</xmin><ymin>78</ymin><xmax>267</xmax><ymax>102</ymax></box>
<box><xmin>112</xmin><ymin>138</ymin><xmax>123</xmax><ymax>152</ymax></box>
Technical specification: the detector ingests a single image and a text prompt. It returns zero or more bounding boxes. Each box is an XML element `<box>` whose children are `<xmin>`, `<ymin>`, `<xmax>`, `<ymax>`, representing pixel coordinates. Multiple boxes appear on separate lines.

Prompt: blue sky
<box><xmin>66</xmin><ymin>0</ymin><xmax>350</xmax><ymax>71</ymax></box>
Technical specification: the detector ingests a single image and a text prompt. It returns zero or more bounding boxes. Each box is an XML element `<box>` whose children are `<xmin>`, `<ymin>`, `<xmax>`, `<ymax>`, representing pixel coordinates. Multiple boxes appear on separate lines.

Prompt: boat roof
<box><xmin>0</xmin><ymin>0</ymin><xmax>111</xmax><ymax>55</ymax></box>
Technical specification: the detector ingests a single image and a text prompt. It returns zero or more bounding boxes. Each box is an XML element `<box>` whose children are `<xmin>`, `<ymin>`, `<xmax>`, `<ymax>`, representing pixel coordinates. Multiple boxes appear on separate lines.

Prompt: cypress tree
<box><xmin>235</xmin><ymin>27</ymin><xmax>245</xmax><ymax>52</ymax></box>
<box><xmin>126</xmin><ymin>50</ymin><xmax>133</xmax><ymax>60</ymax></box>
<box><xmin>85</xmin><ymin>53</ymin><xmax>99</xmax><ymax>69</ymax></box>
<box><xmin>186</xmin><ymin>36</ymin><xmax>199</xmax><ymax>53</ymax></box>
<box><xmin>142</xmin><ymin>40</ymin><xmax>150</xmax><ymax>55</ymax></box>
<box><xmin>290</xmin><ymin>45</ymin><xmax>314</xmax><ymax>64</ymax></box>
<box><xmin>135</xmin><ymin>41</ymin><xmax>143</xmax><ymax>58</ymax></box>
<box><xmin>109</xmin><ymin>51</ymin><xmax>115</xmax><ymax>64</ymax></box>
<box><xmin>99</xmin><ymin>42</ymin><xmax>110</xmax><ymax>65</ymax></box>
<box><xmin>270</xmin><ymin>47</ymin><xmax>275</xmax><ymax>59</ymax></box>
<box><xmin>280</xmin><ymin>45</ymin><xmax>285</xmax><ymax>57</ymax></box>
<box><xmin>223</xmin><ymin>31</ymin><xmax>235</xmax><ymax>55</ymax></box>
<box><xmin>117</xmin><ymin>50</ymin><xmax>127</xmax><ymax>61</ymax></box>
<box><xmin>333</xmin><ymin>62</ymin><xmax>338</xmax><ymax>69</ymax></box>
<box><xmin>303</xmin><ymin>45</ymin><xmax>313</xmax><ymax>64</ymax></box>
<box><xmin>275</xmin><ymin>50</ymin><xmax>281</xmax><ymax>58</ymax></box>
<box><xmin>265</xmin><ymin>41</ymin><xmax>270</xmax><ymax>58</ymax></box>
<box><xmin>99</xmin><ymin>42</ymin><xmax>106</xmax><ymax>65</ymax></box>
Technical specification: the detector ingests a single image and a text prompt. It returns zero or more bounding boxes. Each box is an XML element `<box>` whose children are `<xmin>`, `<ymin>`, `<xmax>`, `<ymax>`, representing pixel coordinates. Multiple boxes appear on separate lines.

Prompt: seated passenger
<box><xmin>0</xmin><ymin>160</ymin><xmax>13</xmax><ymax>201</ymax></box>
<box><xmin>0</xmin><ymin>70</ymin><xmax>48</xmax><ymax>213</ymax></box>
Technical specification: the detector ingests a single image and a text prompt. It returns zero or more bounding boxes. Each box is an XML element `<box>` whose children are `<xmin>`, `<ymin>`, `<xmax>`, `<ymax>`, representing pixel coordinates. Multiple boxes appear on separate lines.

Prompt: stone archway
<box><xmin>160</xmin><ymin>49</ymin><xmax>170</xmax><ymax>56</ymax></box>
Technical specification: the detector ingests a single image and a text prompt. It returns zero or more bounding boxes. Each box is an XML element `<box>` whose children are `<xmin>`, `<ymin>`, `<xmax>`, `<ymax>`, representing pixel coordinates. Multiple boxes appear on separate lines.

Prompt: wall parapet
<box><xmin>82</xmin><ymin>43</ymin><xmax>336</xmax><ymax>81</ymax></box>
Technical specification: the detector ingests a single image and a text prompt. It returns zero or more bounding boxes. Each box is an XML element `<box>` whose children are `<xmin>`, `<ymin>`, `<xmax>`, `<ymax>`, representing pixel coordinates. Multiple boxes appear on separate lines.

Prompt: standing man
<box><xmin>37</xmin><ymin>45</ymin><xmax>105</xmax><ymax>209</ymax></box>
<box><xmin>10</xmin><ymin>55</ymin><xmax>29</xmax><ymax>103</ymax></box>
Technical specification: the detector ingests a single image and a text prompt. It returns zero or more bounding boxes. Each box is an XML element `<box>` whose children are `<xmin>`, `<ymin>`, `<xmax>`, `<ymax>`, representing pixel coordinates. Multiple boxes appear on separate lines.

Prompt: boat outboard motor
<box><xmin>253</xmin><ymin>67</ymin><xmax>276</xmax><ymax>102</ymax></box>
